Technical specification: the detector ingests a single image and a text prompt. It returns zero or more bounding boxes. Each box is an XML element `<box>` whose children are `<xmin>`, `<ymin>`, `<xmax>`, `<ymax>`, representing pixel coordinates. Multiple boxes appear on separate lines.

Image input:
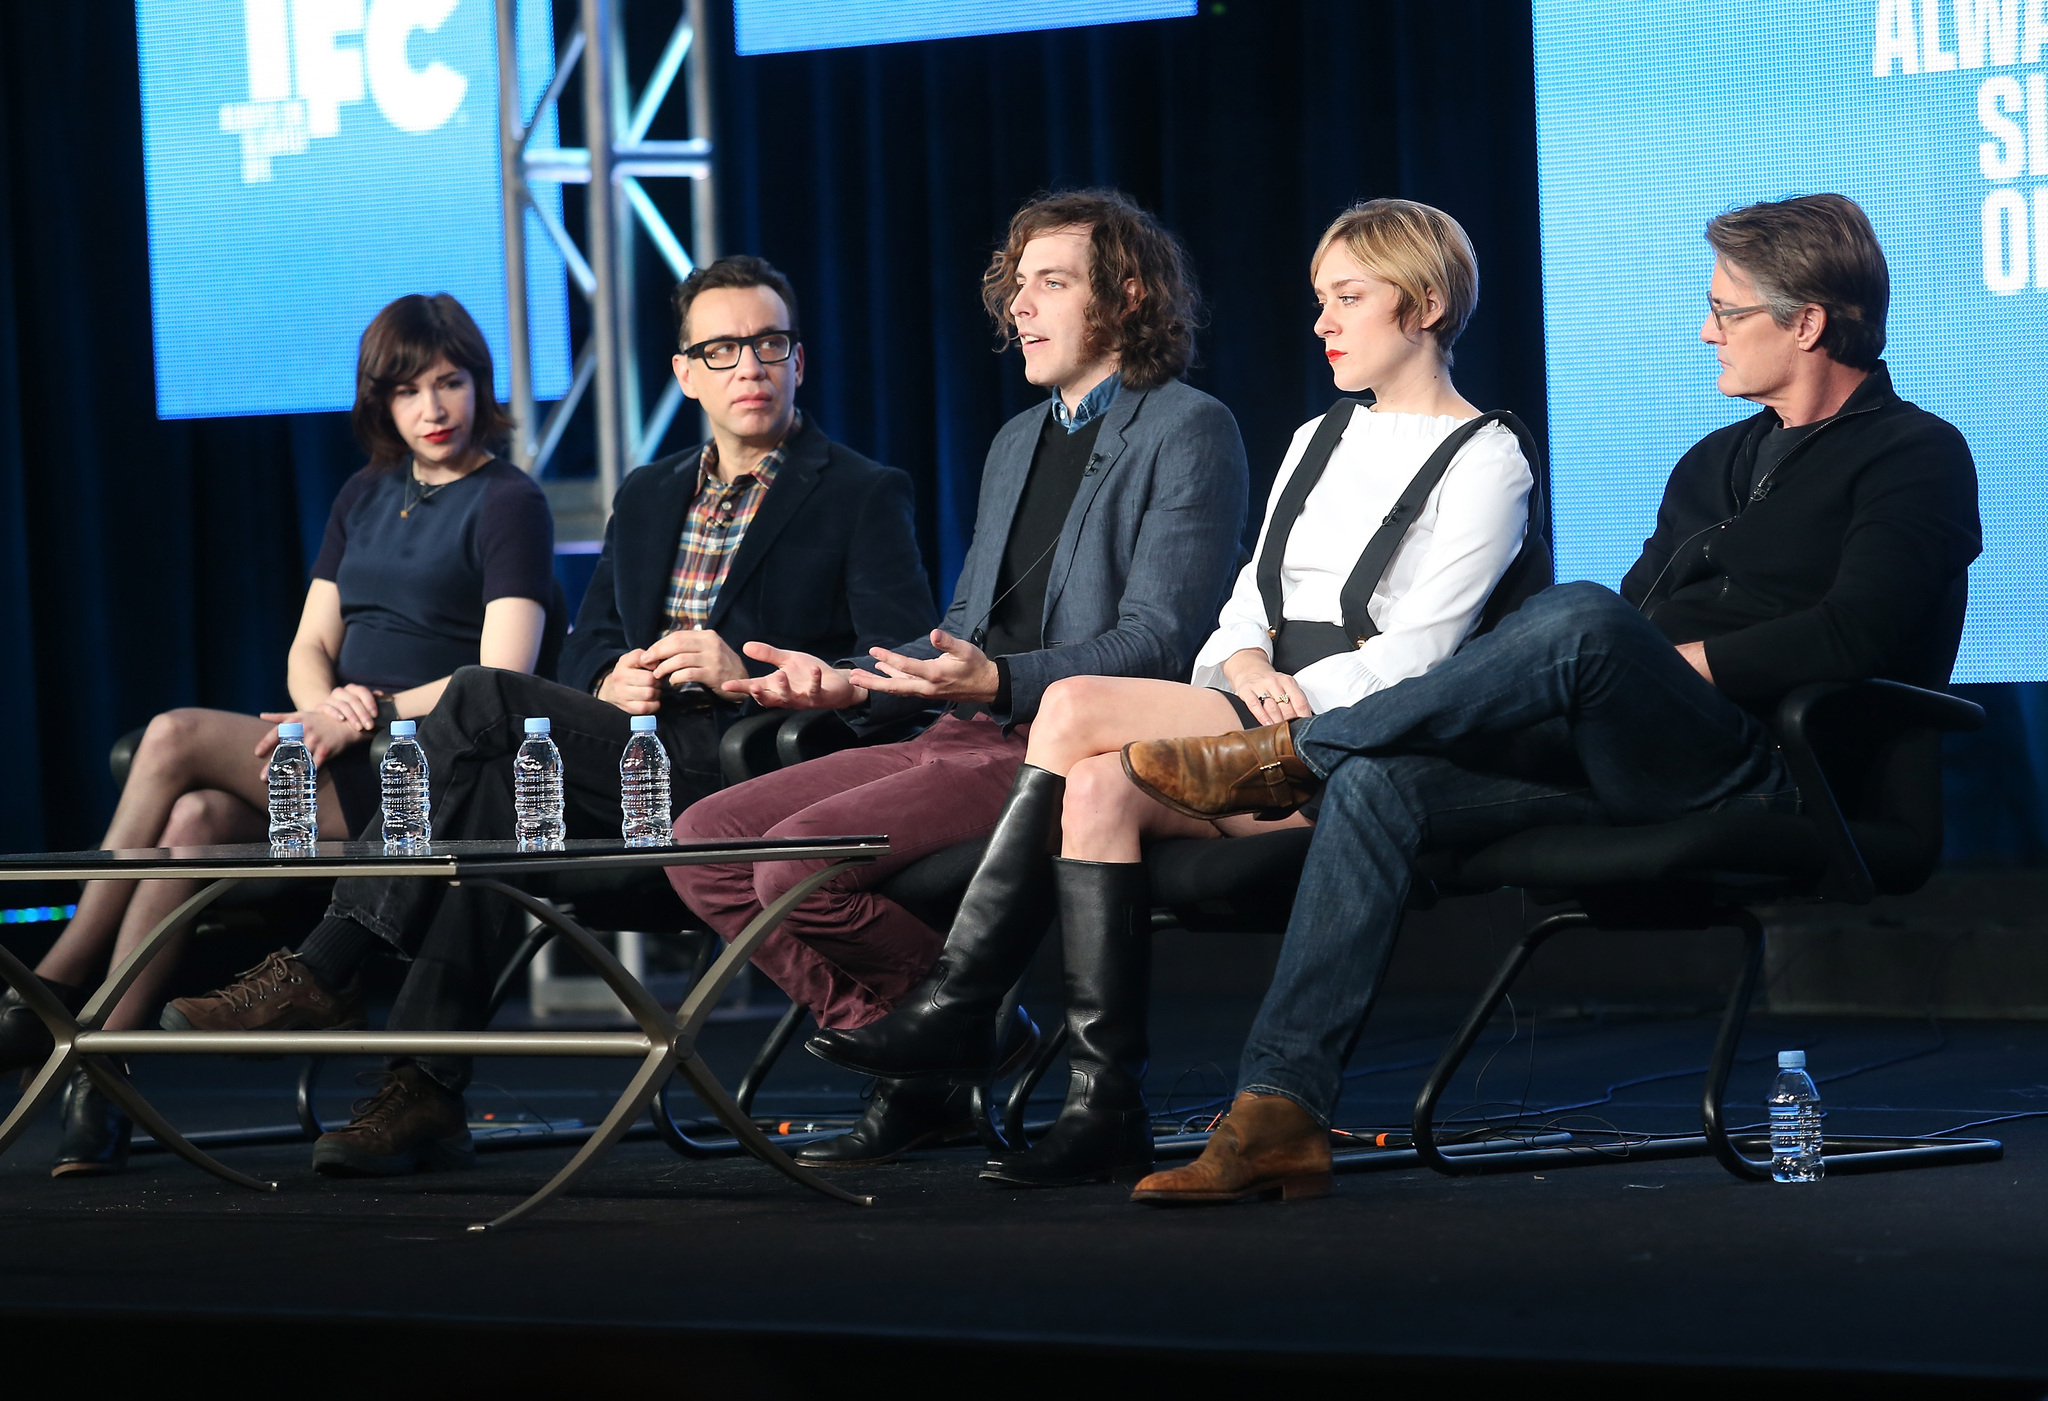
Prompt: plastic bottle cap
<box><xmin>276</xmin><ymin>722</ymin><xmax>304</xmax><ymax>739</ymax></box>
<box><xmin>1778</xmin><ymin>1049</ymin><xmax>1807</xmax><ymax>1069</ymax></box>
<box><xmin>523</xmin><ymin>717</ymin><xmax>551</xmax><ymax>734</ymax></box>
<box><xmin>389</xmin><ymin>720</ymin><xmax>417</xmax><ymax>737</ymax></box>
<box><xmin>630</xmin><ymin>715</ymin><xmax>658</xmax><ymax>732</ymax></box>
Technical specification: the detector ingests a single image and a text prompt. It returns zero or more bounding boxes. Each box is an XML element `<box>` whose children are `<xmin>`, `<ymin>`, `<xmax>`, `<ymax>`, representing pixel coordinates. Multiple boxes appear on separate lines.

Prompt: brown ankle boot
<box><xmin>1120</xmin><ymin>723</ymin><xmax>1318</xmax><ymax>820</ymax></box>
<box><xmin>1129</xmin><ymin>1092</ymin><xmax>1332</xmax><ymax>1205</ymax></box>
<box><xmin>311</xmin><ymin>1063</ymin><xmax>475</xmax><ymax>1177</ymax></box>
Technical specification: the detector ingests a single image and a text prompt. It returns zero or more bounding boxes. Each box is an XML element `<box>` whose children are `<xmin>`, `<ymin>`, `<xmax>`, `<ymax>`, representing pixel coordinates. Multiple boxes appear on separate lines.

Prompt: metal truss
<box><xmin>495</xmin><ymin>0</ymin><xmax>717</xmax><ymax>527</ymax></box>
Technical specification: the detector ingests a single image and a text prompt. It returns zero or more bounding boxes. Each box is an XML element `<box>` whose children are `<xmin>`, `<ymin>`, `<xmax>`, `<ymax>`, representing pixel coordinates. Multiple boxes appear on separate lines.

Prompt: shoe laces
<box><xmin>221</xmin><ymin>952</ymin><xmax>302</xmax><ymax>1011</ymax></box>
<box><xmin>345</xmin><ymin>1069</ymin><xmax>415</xmax><ymax>1131</ymax></box>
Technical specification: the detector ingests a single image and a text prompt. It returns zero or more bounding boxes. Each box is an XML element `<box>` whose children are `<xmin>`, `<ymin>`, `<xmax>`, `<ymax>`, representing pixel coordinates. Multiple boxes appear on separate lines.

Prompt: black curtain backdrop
<box><xmin>0</xmin><ymin>1</ymin><xmax>2041</xmax><ymax>863</ymax></box>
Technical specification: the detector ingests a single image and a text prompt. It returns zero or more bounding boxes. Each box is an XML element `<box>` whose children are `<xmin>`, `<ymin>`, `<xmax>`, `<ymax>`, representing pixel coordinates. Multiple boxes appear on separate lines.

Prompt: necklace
<box><xmin>400</xmin><ymin>460</ymin><xmax>463</xmax><ymax>518</ymax></box>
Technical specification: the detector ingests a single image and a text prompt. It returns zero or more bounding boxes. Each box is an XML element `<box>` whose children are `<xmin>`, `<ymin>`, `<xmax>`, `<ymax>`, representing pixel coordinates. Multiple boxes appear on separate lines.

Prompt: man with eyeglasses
<box><xmin>163</xmin><ymin>255</ymin><xmax>939</xmax><ymax>1177</ymax></box>
<box><xmin>1118</xmin><ymin>193</ymin><xmax>1982</xmax><ymax>1205</ymax></box>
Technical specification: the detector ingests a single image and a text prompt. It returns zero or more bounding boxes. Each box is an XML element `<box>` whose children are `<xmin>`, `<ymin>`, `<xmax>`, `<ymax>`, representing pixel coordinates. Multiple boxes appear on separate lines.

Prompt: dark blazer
<box><xmin>863</xmin><ymin>377</ymin><xmax>1250</xmax><ymax>726</ymax></box>
<box><xmin>1620</xmin><ymin>362</ymin><xmax>1981</xmax><ymax>704</ymax></box>
<box><xmin>560</xmin><ymin>416</ymin><xmax>936</xmax><ymax>712</ymax></box>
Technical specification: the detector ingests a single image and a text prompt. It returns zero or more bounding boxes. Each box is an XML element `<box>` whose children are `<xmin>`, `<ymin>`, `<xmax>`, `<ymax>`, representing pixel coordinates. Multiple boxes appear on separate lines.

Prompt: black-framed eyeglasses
<box><xmin>680</xmin><ymin>330</ymin><xmax>797</xmax><ymax>370</ymax></box>
<box><xmin>1706</xmin><ymin>297</ymin><xmax>1771</xmax><ymax>333</ymax></box>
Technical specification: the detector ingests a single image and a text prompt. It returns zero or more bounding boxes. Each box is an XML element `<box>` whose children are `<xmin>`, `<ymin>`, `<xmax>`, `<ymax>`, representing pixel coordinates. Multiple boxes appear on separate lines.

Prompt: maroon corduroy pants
<box><xmin>668</xmin><ymin>713</ymin><xmax>1030</xmax><ymax>1029</ymax></box>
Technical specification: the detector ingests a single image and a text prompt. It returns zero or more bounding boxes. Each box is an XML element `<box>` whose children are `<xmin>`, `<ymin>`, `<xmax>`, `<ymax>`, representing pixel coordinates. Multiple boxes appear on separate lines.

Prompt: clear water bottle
<box><xmin>514</xmin><ymin>716</ymin><xmax>565</xmax><ymax>851</ymax></box>
<box><xmin>619</xmin><ymin>714</ymin><xmax>672</xmax><ymax>847</ymax></box>
<box><xmin>267</xmin><ymin>721</ymin><xmax>317</xmax><ymax>853</ymax></box>
<box><xmin>380</xmin><ymin>719</ymin><xmax>431</xmax><ymax>851</ymax></box>
<box><xmin>1769</xmin><ymin>1049</ymin><xmax>1824</xmax><ymax>1182</ymax></box>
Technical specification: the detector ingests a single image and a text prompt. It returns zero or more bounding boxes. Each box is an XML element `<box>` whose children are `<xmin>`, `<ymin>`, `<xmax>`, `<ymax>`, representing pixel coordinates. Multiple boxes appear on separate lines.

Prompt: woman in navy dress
<box><xmin>0</xmin><ymin>294</ymin><xmax>557</xmax><ymax>1173</ymax></box>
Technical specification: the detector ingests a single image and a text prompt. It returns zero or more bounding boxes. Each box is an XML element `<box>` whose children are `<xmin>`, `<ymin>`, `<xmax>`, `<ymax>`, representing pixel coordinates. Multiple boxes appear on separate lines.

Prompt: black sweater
<box><xmin>1618</xmin><ymin>363</ymin><xmax>1980</xmax><ymax>705</ymax></box>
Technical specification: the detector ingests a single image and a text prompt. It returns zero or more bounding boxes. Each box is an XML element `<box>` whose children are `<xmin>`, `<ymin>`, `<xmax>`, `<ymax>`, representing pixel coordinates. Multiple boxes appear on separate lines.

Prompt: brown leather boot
<box><xmin>160</xmin><ymin>950</ymin><xmax>365</xmax><ymax>1034</ymax></box>
<box><xmin>1120</xmin><ymin>722</ymin><xmax>1318</xmax><ymax>821</ymax></box>
<box><xmin>311</xmin><ymin>1062</ymin><xmax>475</xmax><ymax>1177</ymax></box>
<box><xmin>1128</xmin><ymin>1092</ymin><xmax>1332</xmax><ymax>1205</ymax></box>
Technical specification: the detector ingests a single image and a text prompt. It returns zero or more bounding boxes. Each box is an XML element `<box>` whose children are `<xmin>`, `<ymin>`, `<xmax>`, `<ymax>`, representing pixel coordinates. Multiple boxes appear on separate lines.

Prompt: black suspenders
<box><xmin>1255</xmin><ymin>403</ymin><xmax>1541</xmax><ymax>652</ymax></box>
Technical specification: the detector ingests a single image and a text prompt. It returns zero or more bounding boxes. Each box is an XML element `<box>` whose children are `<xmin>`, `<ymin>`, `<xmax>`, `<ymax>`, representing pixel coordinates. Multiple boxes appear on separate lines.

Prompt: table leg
<box><xmin>80</xmin><ymin>878</ymin><xmax>244</xmax><ymax>1027</ymax></box>
<box><xmin>464</xmin><ymin>862</ymin><xmax>875</xmax><ymax>1222</ymax></box>
<box><xmin>0</xmin><ymin>940</ymin><xmax>81</xmax><ymax>1150</ymax></box>
<box><xmin>91</xmin><ymin>878</ymin><xmax>275</xmax><ymax>1190</ymax></box>
<box><xmin>80</xmin><ymin>1056</ymin><xmax>276</xmax><ymax>1192</ymax></box>
<box><xmin>668</xmin><ymin>860</ymin><xmax>877</xmax><ymax>1205</ymax></box>
<box><xmin>0</xmin><ymin>938</ymin><xmax>84</xmax><ymax>1156</ymax></box>
<box><xmin>467</xmin><ymin>1040</ymin><xmax>676</xmax><ymax>1233</ymax></box>
<box><xmin>2</xmin><ymin>878</ymin><xmax>282</xmax><ymax>1188</ymax></box>
<box><xmin>461</xmin><ymin>879</ymin><xmax>671</xmax><ymax>1040</ymax></box>
<box><xmin>0</xmin><ymin>1017</ymin><xmax>76</xmax><ymax>1160</ymax></box>
<box><xmin>674</xmin><ymin>1052</ymin><xmax>872</xmax><ymax>1207</ymax></box>
<box><xmin>675</xmin><ymin>860</ymin><xmax>864</xmax><ymax>1044</ymax></box>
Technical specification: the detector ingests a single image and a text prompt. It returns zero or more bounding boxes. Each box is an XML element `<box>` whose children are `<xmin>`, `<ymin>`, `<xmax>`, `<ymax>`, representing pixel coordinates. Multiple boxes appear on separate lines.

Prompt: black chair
<box><xmin>836</xmin><ymin>677</ymin><xmax>2004</xmax><ymax>1178</ymax></box>
<box><xmin>1401</xmin><ymin>678</ymin><xmax>2003</xmax><ymax>1178</ymax></box>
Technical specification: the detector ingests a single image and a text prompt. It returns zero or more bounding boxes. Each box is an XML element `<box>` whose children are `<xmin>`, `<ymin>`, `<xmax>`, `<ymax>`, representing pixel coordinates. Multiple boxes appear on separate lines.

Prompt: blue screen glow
<box><xmin>136</xmin><ymin>0</ymin><xmax>571</xmax><ymax>419</ymax></box>
<box><xmin>1533</xmin><ymin>0</ymin><xmax>2048</xmax><ymax>684</ymax></box>
<box><xmin>733</xmin><ymin>0</ymin><xmax>1196</xmax><ymax>56</ymax></box>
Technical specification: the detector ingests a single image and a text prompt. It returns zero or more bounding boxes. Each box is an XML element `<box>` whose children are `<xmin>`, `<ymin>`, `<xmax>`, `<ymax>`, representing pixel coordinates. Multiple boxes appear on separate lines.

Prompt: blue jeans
<box><xmin>1237</xmin><ymin>582</ymin><xmax>1797</xmax><ymax>1123</ymax></box>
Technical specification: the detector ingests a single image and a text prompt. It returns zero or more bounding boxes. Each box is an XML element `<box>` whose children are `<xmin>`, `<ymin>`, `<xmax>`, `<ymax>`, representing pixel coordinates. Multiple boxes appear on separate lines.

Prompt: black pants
<box><xmin>326</xmin><ymin>666</ymin><xmax>724</xmax><ymax>1090</ymax></box>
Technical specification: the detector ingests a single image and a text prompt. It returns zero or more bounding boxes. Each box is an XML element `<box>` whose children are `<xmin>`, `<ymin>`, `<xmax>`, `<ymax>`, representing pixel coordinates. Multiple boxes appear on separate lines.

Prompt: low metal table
<box><xmin>0</xmin><ymin>836</ymin><xmax>888</xmax><ymax>1229</ymax></box>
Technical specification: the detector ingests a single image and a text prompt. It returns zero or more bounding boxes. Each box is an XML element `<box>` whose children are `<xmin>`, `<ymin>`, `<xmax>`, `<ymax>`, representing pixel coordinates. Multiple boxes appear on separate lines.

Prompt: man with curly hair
<box><xmin>670</xmin><ymin>189</ymin><xmax>1250</xmax><ymax>1168</ymax></box>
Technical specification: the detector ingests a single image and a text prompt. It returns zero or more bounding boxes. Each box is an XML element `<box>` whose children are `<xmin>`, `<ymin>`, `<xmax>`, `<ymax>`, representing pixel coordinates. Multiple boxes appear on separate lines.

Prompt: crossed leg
<box><xmin>1025</xmin><ymin>676</ymin><xmax>1313</xmax><ymax>861</ymax></box>
<box><xmin>32</xmin><ymin>708</ymin><xmax>352</xmax><ymax>1024</ymax></box>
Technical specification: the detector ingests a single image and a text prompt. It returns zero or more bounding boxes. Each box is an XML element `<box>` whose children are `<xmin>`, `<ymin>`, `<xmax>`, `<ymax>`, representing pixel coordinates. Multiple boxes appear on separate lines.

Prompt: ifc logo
<box><xmin>219</xmin><ymin>0</ymin><xmax>470</xmax><ymax>183</ymax></box>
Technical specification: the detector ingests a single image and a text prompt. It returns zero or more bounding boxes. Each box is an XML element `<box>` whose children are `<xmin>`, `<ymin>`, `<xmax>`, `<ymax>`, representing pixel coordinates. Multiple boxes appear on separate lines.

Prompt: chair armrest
<box><xmin>722</xmin><ymin>706</ymin><xmax>936</xmax><ymax>787</ymax></box>
<box><xmin>771</xmin><ymin>707</ymin><xmax>934</xmax><ymax>767</ymax></box>
<box><xmin>109</xmin><ymin>727</ymin><xmax>147</xmax><ymax>791</ymax></box>
<box><xmin>719</xmin><ymin>712</ymin><xmax>788</xmax><ymax>786</ymax></box>
<box><xmin>1771</xmin><ymin>681</ymin><xmax>1983</xmax><ymax>906</ymax></box>
<box><xmin>774</xmin><ymin>709</ymin><xmax>862</xmax><ymax>770</ymax></box>
<box><xmin>1778</xmin><ymin>679</ymin><xmax>1985</xmax><ymax>739</ymax></box>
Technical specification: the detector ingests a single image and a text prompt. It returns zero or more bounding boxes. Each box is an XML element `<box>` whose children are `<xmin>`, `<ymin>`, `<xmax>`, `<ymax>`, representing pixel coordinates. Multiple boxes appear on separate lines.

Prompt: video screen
<box><xmin>1533</xmin><ymin>0</ymin><xmax>2047</xmax><ymax>683</ymax></box>
<box><xmin>733</xmin><ymin>0</ymin><xmax>1196</xmax><ymax>56</ymax></box>
<box><xmin>135</xmin><ymin>0</ymin><xmax>572</xmax><ymax>419</ymax></box>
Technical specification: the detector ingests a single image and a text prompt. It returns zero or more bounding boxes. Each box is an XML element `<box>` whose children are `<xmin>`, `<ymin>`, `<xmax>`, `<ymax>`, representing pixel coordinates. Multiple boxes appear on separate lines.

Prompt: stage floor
<box><xmin>2</xmin><ymin>994</ymin><xmax>2045</xmax><ymax>1394</ymax></box>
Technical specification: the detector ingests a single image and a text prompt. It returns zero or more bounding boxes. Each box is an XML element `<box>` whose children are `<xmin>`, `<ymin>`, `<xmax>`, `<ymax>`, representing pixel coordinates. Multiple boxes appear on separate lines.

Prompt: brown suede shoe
<box><xmin>1129</xmin><ymin>1092</ymin><xmax>1332</xmax><ymax>1205</ymax></box>
<box><xmin>1120</xmin><ymin>722</ymin><xmax>1319</xmax><ymax>820</ymax></box>
<box><xmin>311</xmin><ymin>1063</ymin><xmax>476</xmax><ymax>1177</ymax></box>
<box><xmin>160</xmin><ymin>949</ymin><xmax>366</xmax><ymax>1034</ymax></box>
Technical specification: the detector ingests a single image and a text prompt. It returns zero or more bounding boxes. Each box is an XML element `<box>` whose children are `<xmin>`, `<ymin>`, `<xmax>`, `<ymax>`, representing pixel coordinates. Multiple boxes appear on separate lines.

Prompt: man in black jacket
<box><xmin>164</xmin><ymin>256</ymin><xmax>936</xmax><ymax>1176</ymax></box>
<box><xmin>1115</xmin><ymin>193</ymin><xmax>1982</xmax><ymax>1205</ymax></box>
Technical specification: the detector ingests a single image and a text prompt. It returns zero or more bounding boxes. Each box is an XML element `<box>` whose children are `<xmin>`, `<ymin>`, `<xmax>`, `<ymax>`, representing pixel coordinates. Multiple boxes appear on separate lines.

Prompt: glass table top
<box><xmin>0</xmin><ymin>835</ymin><xmax>891</xmax><ymax>880</ymax></box>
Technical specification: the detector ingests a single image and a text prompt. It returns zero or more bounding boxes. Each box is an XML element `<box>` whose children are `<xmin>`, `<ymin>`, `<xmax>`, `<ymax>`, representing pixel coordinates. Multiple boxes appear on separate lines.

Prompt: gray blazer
<box><xmin>864</xmin><ymin>377</ymin><xmax>1250</xmax><ymax>726</ymax></box>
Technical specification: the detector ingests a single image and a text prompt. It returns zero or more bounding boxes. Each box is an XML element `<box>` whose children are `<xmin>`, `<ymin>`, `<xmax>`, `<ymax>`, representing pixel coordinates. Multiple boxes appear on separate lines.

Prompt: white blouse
<box><xmin>1190</xmin><ymin>409</ymin><xmax>1533</xmax><ymax>716</ymax></box>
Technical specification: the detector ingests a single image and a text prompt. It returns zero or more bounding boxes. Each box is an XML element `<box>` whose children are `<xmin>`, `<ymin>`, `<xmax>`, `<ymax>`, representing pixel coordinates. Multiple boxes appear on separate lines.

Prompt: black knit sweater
<box><xmin>1618</xmin><ymin>363</ymin><xmax>1981</xmax><ymax>705</ymax></box>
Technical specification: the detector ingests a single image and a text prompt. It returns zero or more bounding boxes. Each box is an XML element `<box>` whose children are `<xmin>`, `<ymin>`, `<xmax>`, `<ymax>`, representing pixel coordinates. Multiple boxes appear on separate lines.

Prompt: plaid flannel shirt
<box><xmin>662</xmin><ymin>412</ymin><xmax>799</xmax><ymax>632</ymax></box>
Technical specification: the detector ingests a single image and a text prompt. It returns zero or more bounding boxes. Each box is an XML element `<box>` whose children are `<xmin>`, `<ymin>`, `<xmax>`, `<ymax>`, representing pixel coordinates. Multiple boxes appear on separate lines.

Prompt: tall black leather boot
<box><xmin>1</xmin><ymin>976</ymin><xmax>86</xmax><ymax>1074</ymax></box>
<box><xmin>52</xmin><ymin>1064</ymin><xmax>131</xmax><ymax>1178</ymax></box>
<box><xmin>982</xmin><ymin>858</ymin><xmax>1153</xmax><ymax>1188</ymax></box>
<box><xmin>807</xmin><ymin>765</ymin><xmax>1064</xmax><ymax>1080</ymax></box>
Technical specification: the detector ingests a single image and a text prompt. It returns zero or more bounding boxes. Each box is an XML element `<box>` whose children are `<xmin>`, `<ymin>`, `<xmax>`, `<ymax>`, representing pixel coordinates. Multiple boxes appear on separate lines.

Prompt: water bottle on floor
<box><xmin>514</xmin><ymin>716</ymin><xmax>565</xmax><ymax>851</ymax></box>
<box><xmin>1769</xmin><ymin>1049</ymin><xmax>1824</xmax><ymax>1182</ymax></box>
<box><xmin>380</xmin><ymin>719</ymin><xmax>431</xmax><ymax>851</ymax></box>
<box><xmin>619</xmin><ymin>715</ymin><xmax>672</xmax><ymax>847</ymax></box>
<box><xmin>267</xmin><ymin>721</ymin><xmax>317</xmax><ymax>853</ymax></box>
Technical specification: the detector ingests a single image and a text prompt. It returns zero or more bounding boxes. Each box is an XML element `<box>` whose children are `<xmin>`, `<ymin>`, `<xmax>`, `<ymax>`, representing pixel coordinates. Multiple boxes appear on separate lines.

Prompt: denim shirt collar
<box><xmin>1050</xmin><ymin>370</ymin><xmax>1122</xmax><ymax>433</ymax></box>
